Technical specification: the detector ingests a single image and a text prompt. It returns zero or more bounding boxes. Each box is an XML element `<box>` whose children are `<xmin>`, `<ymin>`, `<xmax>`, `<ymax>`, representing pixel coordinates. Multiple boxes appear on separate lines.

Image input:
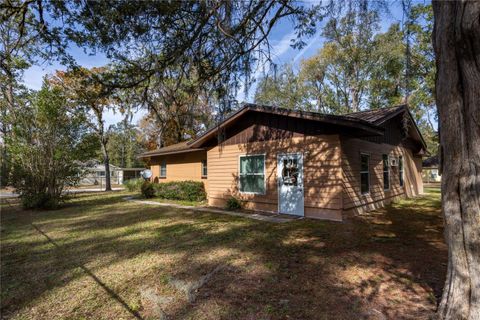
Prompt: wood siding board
<box><xmin>207</xmin><ymin>135</ymin><xmax>343</xmax><ymax>220</ymax></box>
<box><xmin>340</xmin><ymin>130</ymin><xmax>423</xmax><ymax>215</ymax></box>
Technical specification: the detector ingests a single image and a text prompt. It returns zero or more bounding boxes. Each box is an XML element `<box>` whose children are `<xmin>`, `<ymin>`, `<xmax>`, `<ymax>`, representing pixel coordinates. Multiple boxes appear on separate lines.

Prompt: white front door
<box><xmin>278</xmin><ymin>153</ymin><xmax>304</xmax><ymax>216</ymax></box>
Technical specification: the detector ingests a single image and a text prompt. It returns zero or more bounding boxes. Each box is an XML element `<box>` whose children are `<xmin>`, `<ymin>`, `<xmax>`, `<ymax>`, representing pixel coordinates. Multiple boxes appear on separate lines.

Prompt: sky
<box><xmin>22</xmin><ymin>1</ymin><xmax>412</xmax><ymax>127</ymax></box>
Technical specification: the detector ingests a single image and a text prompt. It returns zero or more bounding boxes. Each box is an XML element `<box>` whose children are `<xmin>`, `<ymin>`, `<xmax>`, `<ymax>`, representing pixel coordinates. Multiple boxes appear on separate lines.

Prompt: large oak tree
<box><xmin>432</xmin><ymin>1</ymin><xmax>480</xmax><ymax>319</ymax></box>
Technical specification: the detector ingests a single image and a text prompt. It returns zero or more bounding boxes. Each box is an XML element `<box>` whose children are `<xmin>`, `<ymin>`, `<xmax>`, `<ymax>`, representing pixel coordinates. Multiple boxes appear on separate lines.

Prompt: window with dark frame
<box><xmin>239</xmin><ymin>155</ymin><xmax>265</xmax><ymax>194</ymax></box>
<box><xmin>383</xmin><ymin>154</ymin><xmax>390</xmax><ymax>190</ymax></box>
<box><xmin>360</xmin><ymin>153</ymin><xmax>370</xmax><ymax>194</ymax></box>
<box><xmin>160</xmin><ymin>159</ymin><xmax>167</xmax><ymax>177</ymax></box>
<box><xmin>201</xmin><ymin>159</ymin><xmax>207</xmax><ymax>177</ymax></box>
<box><xmin>399</xmin><ymin>156</ymin><xmax>404</xmax><ymax>187</ymax></box>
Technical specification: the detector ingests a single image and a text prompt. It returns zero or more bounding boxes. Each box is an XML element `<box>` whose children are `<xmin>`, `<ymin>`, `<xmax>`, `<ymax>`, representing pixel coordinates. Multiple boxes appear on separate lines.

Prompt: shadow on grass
<box><xmin>1</xmin><ymin>190</ymin><xmax>446</xmax><ymax>319</ymax></box>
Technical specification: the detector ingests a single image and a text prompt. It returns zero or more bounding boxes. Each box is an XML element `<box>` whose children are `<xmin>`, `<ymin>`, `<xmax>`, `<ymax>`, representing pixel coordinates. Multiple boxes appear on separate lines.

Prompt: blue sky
<box><xmin>22</xmin><ymin>1</ymin><xmax>413</xmax><ymax>127</ymax></box>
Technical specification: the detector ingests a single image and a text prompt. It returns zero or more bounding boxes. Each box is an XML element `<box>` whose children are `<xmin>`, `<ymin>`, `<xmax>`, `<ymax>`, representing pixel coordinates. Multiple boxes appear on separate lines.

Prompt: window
<box><xmin>360</xmin><ymin>153</ymin><xmax>370</xmax><ymax>194</ymax></box>
<box><xmin>239</xmin><ymin>155</ymin><xmax>265</xmax><ymax>194</ymax></box>
<box><xmin>201</xmin><ymin>159</ymin><xmax>207</xmax><ymax>177</ymax></box>
<box><xmin>399</xmin><ymin>156</ymin><xmax>404</xmax><ymax>187</ymax></box>
<box><xmin>160</xmin><ymin>159</ymin><xmax>167</xmax><ymax>177</ymax></box>
<box><xmin>383</xmin><ymin>154</ymin><xmax>390</xmax><ymax>190</ymax></box>
<box><xmin>98</xmin><ymin>171</ymin><xmax>105</xmax><ymax>177</ymax></box>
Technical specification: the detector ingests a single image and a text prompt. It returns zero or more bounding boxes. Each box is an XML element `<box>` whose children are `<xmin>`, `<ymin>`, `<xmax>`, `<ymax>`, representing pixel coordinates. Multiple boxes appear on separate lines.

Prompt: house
<box><xmin>422</xmin><ymin>155</ymin><xmax>441</xmax><ymax>183</ymax></box>
<box><xmin>79</xmin><ymin>160</ymin><xmax>145</xmax><ymax>186</ymax></box>
<box><xmin>139</xmin><ymin>104</ymin><xmax>426</xmax><ymax>221</ymax></box>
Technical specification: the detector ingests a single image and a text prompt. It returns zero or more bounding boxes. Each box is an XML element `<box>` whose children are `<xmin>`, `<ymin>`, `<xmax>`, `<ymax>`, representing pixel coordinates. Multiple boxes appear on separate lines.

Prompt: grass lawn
<box><xmin>132</xmin><ymin>196</ymin><xmax>207</xmax><ymax>207</ymax></box>
<box><xmin>1</xmin><ymin>188</ymin><xmax>446</xmax><ymax>320</ymax></box>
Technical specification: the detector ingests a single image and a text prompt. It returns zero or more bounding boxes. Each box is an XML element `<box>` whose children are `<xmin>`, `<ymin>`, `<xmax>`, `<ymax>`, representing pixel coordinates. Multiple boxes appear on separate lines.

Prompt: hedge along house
<box><xmin>139</xmin><ymin>104</ymin><xmax>427</xmax><ymax>221</ymax></box>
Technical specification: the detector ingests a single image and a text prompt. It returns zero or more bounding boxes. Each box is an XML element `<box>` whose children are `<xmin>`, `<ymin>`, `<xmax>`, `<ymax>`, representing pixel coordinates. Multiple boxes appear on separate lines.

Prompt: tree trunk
<box><xmin>101</xmin><ymin>137</ymin><xmax>112</xmax><ymax>191</ymax></box>
<box><xmin>432</xmin><ymin>1</ymin><xmax>480</xmax><ymax>319</ymax></box>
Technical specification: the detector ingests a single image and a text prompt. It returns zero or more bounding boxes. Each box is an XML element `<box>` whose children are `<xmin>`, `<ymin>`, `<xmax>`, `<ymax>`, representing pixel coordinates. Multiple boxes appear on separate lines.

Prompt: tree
<box><xmin>319</xmin><ymin>7</ymin><xmax>380</xmax><ymax>112</ymax></box>
<box><xmin>137</xmin><ymin>112</ymin><xmax>163</xmax><ymax>151</ymax></box>
<box><xmin>142</xmin><ymin>70</ymin><xmax>215</xmax><ymax>146</ymax></box>
<box><xmin>107</xmin><ymin>117</ymin><xmax>144</xmax><ymax>168</ymax></box>
<box><xmin>432</xmin><ymin>2</ymin><xmax>480</xmax><ymax>319</ymax></box>
<box><xmin>254</xmin><ymin>64</ymin><xmax>306</xmax><ymax>110</ymax></box>
<box><xmin>51</xmin><ymin>67</ymin><xmax>116</xmax><ymax>191</ymax></box>
<box><xmin>0</xmin><ymin>5</ymin><xmax>37</xmax><ymax>186</ymax></box>
<box><xmin>367</xmin><ymin>23</ymin><xmax>405</xmax><ymax>109</ymax></box>
<box><xmin>2</xmin><ymin>1</ymin><xmax>321</xmax><ymax>115</ymax></box>
<box><xmin>7</xmin><ymin>81</ymin><xmax>89</xmax><ymax>209</ymax></box>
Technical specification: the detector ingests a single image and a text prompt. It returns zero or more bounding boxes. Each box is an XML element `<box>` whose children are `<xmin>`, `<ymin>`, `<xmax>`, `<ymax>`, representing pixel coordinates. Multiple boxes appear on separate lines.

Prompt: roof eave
<box><xmin>138</xmin><ymin>148</ymin><xmax>205</xmax><ymax>159</ymax></box>
<box><xmin>188</xmin><ymin>104</ymin><xmax>384</xmax><ymax>148</ymax></box>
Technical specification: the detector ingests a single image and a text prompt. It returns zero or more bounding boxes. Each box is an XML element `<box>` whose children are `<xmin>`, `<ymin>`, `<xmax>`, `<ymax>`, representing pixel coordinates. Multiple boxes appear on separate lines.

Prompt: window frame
<box><xmin>399</xmin><ymin>155</ymin><xmax>404</xmax><ymax>187</ymax></box>
<box><xmin>360</xmin><ymin>153</ymin><xmax>370</xmax><ymax>195</ymax></box>
<box><xmin>383</xmin><ymin>154</ymin><xmax>390</xmax><ymax>191</ymax></box>
<box><xmin>160</xmin><ymin>159</ymin><xmax>167</xmax><ymax>178</ymax></box>
<box><xmin>238</xmin><ymin>154</ymin><xmax>266</xmax><ymax>195</ymax></box>
<box><xmin>201</xmin><ymin>159</ymin><xmax>207</xmax><ymax>178</ymax></box>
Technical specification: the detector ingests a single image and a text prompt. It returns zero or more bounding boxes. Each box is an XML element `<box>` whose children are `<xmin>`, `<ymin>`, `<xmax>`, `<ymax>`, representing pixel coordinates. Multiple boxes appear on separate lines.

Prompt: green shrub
<box><xmin>21</xmin><ymin>192</ymin><xmax>59</xmax><ymax>210</ymax></box>
<box><xmin>141</xmin><ymin>181</ymin><xmax>155</xmax><ymax>198</ymax></box>
<box><xmin>225</xmin><ymin>197</ymin><xmax>242</xmax><ymax>210</ymax></box>
<box><xmin>123</xmin><ymin>178</ymin><xmax>144</xmax><ymax>192</ymax></box>
<box><xmin>153</xmin><ymin>181</ymin><xmax>206</xmax><ymax>202</ymax></box>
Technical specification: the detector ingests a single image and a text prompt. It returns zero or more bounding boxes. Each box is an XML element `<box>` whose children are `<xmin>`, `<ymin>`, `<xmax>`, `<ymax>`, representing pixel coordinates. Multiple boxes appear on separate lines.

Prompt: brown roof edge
<box><xmin>138</xmin><ymin>147</ymin><xmax>205</xmax><ymax>159</ymax></box>
<box><xmin>346</xmin><ymin>104</ymin><xmax>428</xmax><ymax>152</ymax></box>
<box><xmin>188</xmin><ymin>103</ymin><xmax>385</xmax><ymax>148</ymax></box>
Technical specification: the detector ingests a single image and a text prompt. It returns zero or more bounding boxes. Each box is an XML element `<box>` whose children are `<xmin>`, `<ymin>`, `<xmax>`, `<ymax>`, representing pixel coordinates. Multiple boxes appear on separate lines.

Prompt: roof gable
<box><xmin>187</xmin><ymin>104</ymin><xmax>385</xmax><ymax>148</ymax></box>
<box><xmin>139</xmin><ymin>103</ymin><xmax>428</xmax><ymax>158</ymax></box>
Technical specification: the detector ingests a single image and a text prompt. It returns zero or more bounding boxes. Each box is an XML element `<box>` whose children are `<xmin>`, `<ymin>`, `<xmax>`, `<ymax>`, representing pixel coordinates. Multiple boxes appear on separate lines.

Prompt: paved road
<box><xmin>1</xmin><ymin>187</ymin><xmax>124</xmax><ymax>199</ymax></box>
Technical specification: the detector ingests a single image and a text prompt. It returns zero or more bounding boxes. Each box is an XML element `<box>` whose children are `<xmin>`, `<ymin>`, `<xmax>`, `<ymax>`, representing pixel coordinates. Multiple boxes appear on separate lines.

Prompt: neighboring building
<box><xmin>139</xmin><ymin>104</ymin><xmax>426</xmax><ymax>221</ymax></box>
<box><xmin>422</xmin><ymin>155</ymin><xmax>441</xmax><ymax>183</ymax></box>
<box><xmin>79</xmin><ymin>161</ymin><xmax>145</xmax><ymax>186</ymax></box>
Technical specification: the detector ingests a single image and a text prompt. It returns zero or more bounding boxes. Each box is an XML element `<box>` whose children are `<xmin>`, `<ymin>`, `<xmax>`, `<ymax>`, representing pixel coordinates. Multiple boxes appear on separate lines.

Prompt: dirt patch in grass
<box><xmin>1</xmin><ymin>189</ymin><xmax>446</xmax><ymax>319</ymax></box>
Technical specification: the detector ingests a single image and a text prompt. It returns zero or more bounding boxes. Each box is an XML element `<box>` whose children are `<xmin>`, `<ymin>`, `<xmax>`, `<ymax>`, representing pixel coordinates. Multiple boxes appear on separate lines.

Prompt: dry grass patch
<box><xmin>1</xmin><ymin>188</ymin><xmax>445</xmax><ymax>319</ymax></box>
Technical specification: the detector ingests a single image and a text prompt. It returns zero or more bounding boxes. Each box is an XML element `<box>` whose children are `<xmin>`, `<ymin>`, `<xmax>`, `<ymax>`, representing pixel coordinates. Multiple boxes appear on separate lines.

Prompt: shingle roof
<box><xmin>139</xmin><ymin>103</ymin><xmax>425</xmax><ymax>158</ymax></box>
<box><xmin>139</xmin><ymin>140</ymin><xmax>200</xmax><ymax>158</ymax></box>
<box><xmin>187</xmin><ymin>103</ymin><xmax>386</xmax><ymax>149</ymax></box>
<box><xmin>344</xmin><ymin>105</ymin><xmax>406</xmax><ymax>125</ymax></box>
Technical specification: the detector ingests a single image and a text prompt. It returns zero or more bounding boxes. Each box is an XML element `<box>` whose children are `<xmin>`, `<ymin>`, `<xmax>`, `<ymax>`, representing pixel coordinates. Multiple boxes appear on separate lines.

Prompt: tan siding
<box><xmin>207</xmin><ymin>135</ymin><xmax>343</xmax><ymax>220</ymax></box>
<box><xmin>149</xmin><ymin>150</ymin><xmax>208</xmax><ymax>189</ymax></box>
<box><xmin>341</xmin><ymin>137</ymin><xmax>423</xmax><ymax>215</ymax></box>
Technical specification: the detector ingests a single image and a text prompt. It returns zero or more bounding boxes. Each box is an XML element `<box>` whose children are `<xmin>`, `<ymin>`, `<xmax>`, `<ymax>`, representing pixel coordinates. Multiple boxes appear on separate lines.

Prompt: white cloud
<box><xmin>292</xmin><ymin>31</ymin><xmax>322</xmax><ymax>64</ymax></box>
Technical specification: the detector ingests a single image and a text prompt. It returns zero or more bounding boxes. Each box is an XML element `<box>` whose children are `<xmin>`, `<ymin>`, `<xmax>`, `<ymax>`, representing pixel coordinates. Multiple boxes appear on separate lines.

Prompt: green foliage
<box><xmin>225</xmin><ymin>197</ymin><xmax>242</xmax><ymax>211</ymax></box>
<box><xmin>254</xmin><ymin>64</ymin><xmax>306</xmax><ymax>111</ymax></box>
<box><xmin>141</xmin><ymin>181</ymin><xmax>155</xmax><ymax>198</ymax></box>
<box><xmin>255</xmin><ymin>4</ymin><xmax>438</xmax><ymax>154</ymax></box>
<box><xmin>107</xmin><ymin>119</ymin><xmax>145</xmax><ymax>168</ymax></box>
<box><xmin>21</xmin><ymin>192</ymin><xmax>59</xmax><ymax>210</ymax></box>
<box><xmin>123</xmin><ymin>178</ymin><xmax>144</xmax><ymax>192</ymax></box>
<box><xmin>153</xmin><ymin>181</ymin><xmax>206</xmax><ymax>202</ymax></box>
<box><xmin>7</xmin><ymin>81</ymin><xmax>88</xmax><ymax>209</ymax></box>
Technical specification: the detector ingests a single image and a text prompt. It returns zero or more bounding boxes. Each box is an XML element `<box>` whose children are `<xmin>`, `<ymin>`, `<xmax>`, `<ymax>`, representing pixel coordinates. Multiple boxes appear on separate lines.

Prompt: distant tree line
<box><xmin>254</xmin><ymin>3</ymin><xmax>437</xmax><ymax>154</ymax></box>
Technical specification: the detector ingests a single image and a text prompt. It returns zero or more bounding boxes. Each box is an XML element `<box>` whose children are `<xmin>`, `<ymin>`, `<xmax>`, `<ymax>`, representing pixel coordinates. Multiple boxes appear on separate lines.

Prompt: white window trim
<box><xmin>360</xmin><ymin>152</ymin><xmax>370</xmax><ymax>195</ymax></box>
<box><xmin>383</xmin><ymin>154</ymin><xmax>390</xmax><ymax>191</ymax></box>
<box><xmin>160</xmin><ymin>160</ymin><xmax>167</xmax><ymax>177</ymax></box>
<box><xmin>238</xmin><ymin>154</ymin><xmax>266</xmax><ymax>195</ymax></box>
